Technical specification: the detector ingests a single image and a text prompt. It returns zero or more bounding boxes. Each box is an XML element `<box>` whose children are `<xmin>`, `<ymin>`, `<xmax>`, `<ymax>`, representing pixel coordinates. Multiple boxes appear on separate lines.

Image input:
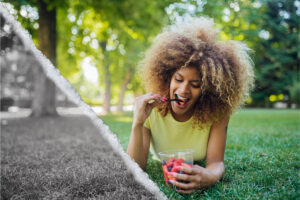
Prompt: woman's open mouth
<box><xmin>175</xmin><ymin>94</ymin><xmax>190</xmax><ymax>107</ymax></box>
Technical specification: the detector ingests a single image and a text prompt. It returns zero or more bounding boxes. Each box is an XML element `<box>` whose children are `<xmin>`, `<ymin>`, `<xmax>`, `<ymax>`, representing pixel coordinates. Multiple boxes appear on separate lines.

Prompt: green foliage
<box><xmin>55</xmin><ymin>0</ymin><xmax>178</xmax><ymax>102</ymax></box>
<box><xmin>1</xmin><ymin>1</ymin><xmax>38</xmax><ymax>42</ymax></box>
<box><xmin>253</xmin><ymin>0</ymin><xmax>299</xmax><ymax>105</ymax></box>
<box><xmin>3</xmin><ymin>0</ymin><xmax>299</xmax><ymax>107</ymax></box>
<box><xmin>101</xmin><ymin>109</ymin><xmax>300</xmax><ymax>199</ymax></box>
<box><xmin>193</xmin><ymin>0</ymin><xmax>299</xmax><ymax>107</ymax></box>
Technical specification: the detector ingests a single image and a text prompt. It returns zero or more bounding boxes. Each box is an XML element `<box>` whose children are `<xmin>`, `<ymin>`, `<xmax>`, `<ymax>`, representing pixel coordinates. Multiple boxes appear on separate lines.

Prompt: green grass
<box><xmin>100</xmin><ymin>109</ymin><xmax>300</xmax><ymax>200</ymax></box>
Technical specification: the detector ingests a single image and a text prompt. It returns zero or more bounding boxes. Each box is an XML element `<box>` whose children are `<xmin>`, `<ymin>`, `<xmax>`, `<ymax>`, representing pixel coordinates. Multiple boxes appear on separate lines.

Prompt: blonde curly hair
<box><xmin>140</xmin><ymin>17</ymin><xmax>254</xmax><ymax>125</ymax></box>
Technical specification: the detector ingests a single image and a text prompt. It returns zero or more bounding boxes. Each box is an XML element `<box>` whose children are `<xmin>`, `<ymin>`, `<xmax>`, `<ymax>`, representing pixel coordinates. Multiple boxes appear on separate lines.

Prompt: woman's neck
<box><xmin>170</xmin><ymin>109</ymin><xmax>194</xmax><ymax>122</ymax></box>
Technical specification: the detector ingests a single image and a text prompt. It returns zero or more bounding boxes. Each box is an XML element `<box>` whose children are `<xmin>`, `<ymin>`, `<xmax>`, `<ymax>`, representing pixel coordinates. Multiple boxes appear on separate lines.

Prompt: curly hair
<box><xmin>139</xmin><ymin>17</ymin><xmax>254</xmax><ymax>125</ymax></box>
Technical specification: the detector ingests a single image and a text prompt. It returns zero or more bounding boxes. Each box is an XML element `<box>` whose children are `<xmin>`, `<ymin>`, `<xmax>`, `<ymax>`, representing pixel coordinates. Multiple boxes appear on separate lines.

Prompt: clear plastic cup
<box><xmin>158</xmin><ymin>149</ymin><xmax>194</xmax><ymax>186</ymax></box>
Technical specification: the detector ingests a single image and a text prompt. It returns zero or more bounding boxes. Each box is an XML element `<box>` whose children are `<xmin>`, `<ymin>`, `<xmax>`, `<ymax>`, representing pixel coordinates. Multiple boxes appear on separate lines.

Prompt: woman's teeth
<box><xmin>176</xmin><ymin>94</ymin><xmax>189</xmax><ymax>106</ymax></box>
<box><xmin>177</xmin><ymin>94</ymin><xmax>188</xmax><ymax>102</ymax></box>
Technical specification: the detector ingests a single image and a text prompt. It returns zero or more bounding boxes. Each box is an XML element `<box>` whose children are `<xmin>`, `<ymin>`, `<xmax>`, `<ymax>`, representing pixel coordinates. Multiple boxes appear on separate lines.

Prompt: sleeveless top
<box><xmin>144</xmin><ymin>108</ymin><xmax>212</xmax><ymax>161</ymax></box>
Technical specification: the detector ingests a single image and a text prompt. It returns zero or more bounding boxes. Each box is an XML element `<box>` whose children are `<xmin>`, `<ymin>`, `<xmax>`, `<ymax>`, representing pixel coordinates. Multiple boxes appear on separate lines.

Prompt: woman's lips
<box><xmin>174</xmin><ymin>94</ymin><xmax>189</xmax><ymax>107</ymax></box>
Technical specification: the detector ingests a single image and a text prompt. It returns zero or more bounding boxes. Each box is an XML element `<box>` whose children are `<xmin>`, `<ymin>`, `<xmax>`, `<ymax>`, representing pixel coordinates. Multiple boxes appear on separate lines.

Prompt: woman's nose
<box><xmin>178</xmin><ymin>82</ymin><xmax>190</xmax><ymax>94</ymax></box>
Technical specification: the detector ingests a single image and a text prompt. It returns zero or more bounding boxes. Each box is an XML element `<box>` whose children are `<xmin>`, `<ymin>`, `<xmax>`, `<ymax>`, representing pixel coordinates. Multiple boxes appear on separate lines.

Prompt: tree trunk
<box><xmin>100</xmin><ymin>41</ymin><xmax>111</xmax><ymax>113</ymax></box>
<box><xmin>117</xmin><ymin>72</ymin><xmax>131</xmax><ymax>112</ymax></box>
<box><xmin>103</xmin><ymin>64</ymin><xmax>111</xmax><ymax>113</ymax></box>
<box><xmin>31</xmin><ymin>0</ymin><xmax>57</xmax><ymax>117</ymax></box>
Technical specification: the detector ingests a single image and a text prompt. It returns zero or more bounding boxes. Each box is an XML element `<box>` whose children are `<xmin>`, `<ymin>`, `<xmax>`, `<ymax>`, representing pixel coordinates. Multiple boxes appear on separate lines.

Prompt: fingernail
<box><xmin>169</xmin><ymin>180</ymin><xmax>174</xmax><ymax>184</ymax></box>
<box><xmin>153</xmin><ymin>94</ymin><xmax>159</xmax><ymax>98</ymax></box>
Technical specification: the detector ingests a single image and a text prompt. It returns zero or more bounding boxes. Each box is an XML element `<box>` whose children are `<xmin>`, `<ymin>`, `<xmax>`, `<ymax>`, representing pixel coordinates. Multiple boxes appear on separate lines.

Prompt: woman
<box><xmin>127</xmin><ymin>17</ymin><xmax>254</xmax><ymax>193</ymax></box>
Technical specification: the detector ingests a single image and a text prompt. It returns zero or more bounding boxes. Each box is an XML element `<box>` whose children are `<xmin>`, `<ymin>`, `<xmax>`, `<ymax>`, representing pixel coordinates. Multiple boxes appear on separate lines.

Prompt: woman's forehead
<box><xmin>174</xmin><ymin>67</ymin><xmax>200</xmax><ymax>79</ymax></box>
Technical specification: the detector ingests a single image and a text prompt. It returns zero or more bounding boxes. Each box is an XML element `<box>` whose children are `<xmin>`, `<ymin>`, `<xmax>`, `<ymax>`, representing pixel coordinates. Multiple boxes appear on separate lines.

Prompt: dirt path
<box><xmin>1</xmin><ymin>112</ymin><xmax>156</xmax><ymax>199</ymax></box>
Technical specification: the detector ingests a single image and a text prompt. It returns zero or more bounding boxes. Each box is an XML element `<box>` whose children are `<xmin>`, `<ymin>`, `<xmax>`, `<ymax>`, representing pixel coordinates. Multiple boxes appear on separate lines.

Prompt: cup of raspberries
<box><xmin>158</xmin><ymin>149</ymin><xmax>194</xmax><ymax>187</ymax></box>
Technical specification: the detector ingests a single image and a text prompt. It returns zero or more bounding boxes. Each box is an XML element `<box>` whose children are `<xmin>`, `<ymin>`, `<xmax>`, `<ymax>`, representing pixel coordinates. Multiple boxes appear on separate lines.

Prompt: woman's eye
<box><xmin>175</xmin><ymin>78</ymin><xmax>183</xmax><ymax>82</ymax></box>
<box><xmin>191</xmin><ymin>84</ymin><xmax>200</xmax><ymax>88</ymax></box>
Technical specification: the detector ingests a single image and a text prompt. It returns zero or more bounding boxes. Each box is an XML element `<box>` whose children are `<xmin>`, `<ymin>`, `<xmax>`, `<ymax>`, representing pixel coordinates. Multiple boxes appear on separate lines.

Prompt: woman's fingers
<box><xmin>135</xmin><ymin>93</ymin><xmax>160</xmax><ymax>109</ymax></box>
<box><xmin>133</xmin><ymin>93</ymin><xmax>163</xmax><ymax>124</ymax></box>
<box><xmin>169</xmin><ymin>179</ymin><xmax>198</xmax><ymax>190</ymax></box>
<box><xmin>176</xmin><ymin>189</ymin><xmax>196</xmax><ymax>194</ymax></box>
<box><xmin>138</xmin><ymin>93</ymin><xmax>159</xmax><ymax>105</ymax></box>
<box><xmin>179</xmin><ymin>165</ymin><xmax>204</xmax><ymax>175</ymax></box>
<box><xmin>168</xmin><ymin>166</ymin><xmax>205</xmax><ymax>191</ymax></box>
<box><xmin>169</xmin><ymin>170</ymin><xmax>199</xmax><ymax>183</ymax></box>
<box><xmin>148</xmin><ymin>93</ymin><xmax>161</xmax><ymax>102</ymax></box>
<box><xmin>169</xmin><ymin>171</ymin><xmax>191</xmax><ymax>181</ymax></box>
<box><xmin>143</xmin><ymin>93</ymin><xmax>163</xmax><ymax>107</ymax></box>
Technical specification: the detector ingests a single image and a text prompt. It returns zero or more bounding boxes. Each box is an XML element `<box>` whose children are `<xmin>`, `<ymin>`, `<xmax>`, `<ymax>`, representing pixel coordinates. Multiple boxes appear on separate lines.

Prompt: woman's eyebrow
<box><xmin>176</xmin><ymin>72</ymin><xmax>183</xmax><ymax>77</ymax></box>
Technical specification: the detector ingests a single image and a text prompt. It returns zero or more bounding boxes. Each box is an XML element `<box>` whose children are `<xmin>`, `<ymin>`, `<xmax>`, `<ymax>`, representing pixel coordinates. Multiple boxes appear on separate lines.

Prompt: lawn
<box><xmin>1</xmin><ymin>114</ymin><xmax>156</xmax><ymax>199</ymax></box>
<box><xmin>101</xmin><ymin>109</ymin><xmax>300</xmax><ymax>200</ymax></box>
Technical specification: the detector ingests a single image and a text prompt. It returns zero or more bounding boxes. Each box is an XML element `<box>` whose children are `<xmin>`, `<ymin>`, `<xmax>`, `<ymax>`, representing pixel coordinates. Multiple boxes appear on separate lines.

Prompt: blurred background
<box><xmin>1</xmin><ymin>0</ymin><xmax>299</xmax><ymax>117</ymax></box>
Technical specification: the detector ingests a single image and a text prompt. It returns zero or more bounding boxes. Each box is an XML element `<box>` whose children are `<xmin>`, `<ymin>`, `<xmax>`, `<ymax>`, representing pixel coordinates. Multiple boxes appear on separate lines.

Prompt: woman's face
<box><xmin>169</xmin><ymin>67</ymin><xmax>202</xmax><ymax>122</ymax></box>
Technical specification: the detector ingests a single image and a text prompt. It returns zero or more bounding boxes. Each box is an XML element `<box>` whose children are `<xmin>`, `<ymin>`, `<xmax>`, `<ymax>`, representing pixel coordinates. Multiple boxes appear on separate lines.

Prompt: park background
<box><xmin>1</xmin><ymin>0</ymin><xmax>299</xmax><ymax>114</ymax></box>
<box><xmin>1</xmin><ymin>0</ymin><xmax>299</xmax><ymax>199</ymax></box>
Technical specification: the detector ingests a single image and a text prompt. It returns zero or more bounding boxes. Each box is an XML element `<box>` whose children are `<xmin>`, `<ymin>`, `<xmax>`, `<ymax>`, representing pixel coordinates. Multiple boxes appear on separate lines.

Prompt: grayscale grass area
<box><xmin>1</xmin><ymin>112</ymin><xmax>156</xmax><ymax>199</ymax></box>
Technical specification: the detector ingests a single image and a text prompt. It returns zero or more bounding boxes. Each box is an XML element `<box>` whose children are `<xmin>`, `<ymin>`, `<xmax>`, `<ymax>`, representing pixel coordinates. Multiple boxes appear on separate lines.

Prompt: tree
<box><xmin>30</xmin><ymin>0</ymin><xmax>57</xmax><ymax>116</ymax></box>
<box><xmin>63</xmin><ymin>0</ymin><xmax>179</xmax><ymax>113</ymax></box>
<box><xmin>254</xmin><ymin>0</ymin><xmax>299</xmax><ymax>107</ymax></box>
<box><xmin>197</xmin><ymin>0</ymin><xmax>299</xmax><ymax>107</ymax></box>
<box><xmin>2</xmin><ymin>0</ymin><xmax>68</xmax><ymax>116</ymax></box>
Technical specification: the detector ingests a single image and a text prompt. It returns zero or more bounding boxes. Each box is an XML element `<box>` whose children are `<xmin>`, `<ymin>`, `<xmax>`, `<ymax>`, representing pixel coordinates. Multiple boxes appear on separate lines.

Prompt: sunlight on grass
<box><xmin>100</xmin><ymin>109</ymin><xmax>300</xmax><ymax>199</ymax></box>
<box><xmin>100</xmin><ymin>112</ymin><xmax>133</xmax><ymax>122</ymax></box>
<box><xmin>100</xmin><ymin>112</ymin><xmax>133</xmax><ymax>149</ymax></box>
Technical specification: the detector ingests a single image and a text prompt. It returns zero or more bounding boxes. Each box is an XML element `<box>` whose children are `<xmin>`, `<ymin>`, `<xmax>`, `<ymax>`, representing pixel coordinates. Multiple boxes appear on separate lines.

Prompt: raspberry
<box><xmin>166</xmin><ymin>161</ymin><xmax>173</xmax><ymax>168</ymax></box>
<box><xmin>175</xmin><ymin>158</ymin><xmax>184</xmax><ymax>164</ymax></box>
<box><xmin>181</xmin><ymin>163</ymin><xmax>192</xmax><ymax>168</ymax></box>
<box><xmin>162</xmin><ymin>165</ymin><xmax>169</xmax><ymax>186</ymax></box>
<box><xmin>171</xmin><ymin>166</ymin><xmax>181</xmax><ymax>173</ymax></box>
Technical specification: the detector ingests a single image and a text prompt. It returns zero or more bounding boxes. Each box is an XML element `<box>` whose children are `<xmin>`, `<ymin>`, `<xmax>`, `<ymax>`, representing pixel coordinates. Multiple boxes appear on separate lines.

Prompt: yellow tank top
<box><xmin>144</xmin><ymin>108</ymin><xmax>212</xmax><ymax>161</ymax></box>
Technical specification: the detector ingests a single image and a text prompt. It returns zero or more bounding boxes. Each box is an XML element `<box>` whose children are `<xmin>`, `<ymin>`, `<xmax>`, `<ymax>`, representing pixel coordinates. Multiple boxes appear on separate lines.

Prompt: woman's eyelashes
<box><xmin>175</xmin><ymin>78</ymin><xmax>200</xmax><ymax>88</ymax></box>
<box><xmin>191</xmin><ymin>84</ymin><xmax>200</xmax><ymax>88</ymax></box>
<box><xmin>175</xmin><ymin>77</ymin><xmax>183</xmax><ymax>82</ymax></box>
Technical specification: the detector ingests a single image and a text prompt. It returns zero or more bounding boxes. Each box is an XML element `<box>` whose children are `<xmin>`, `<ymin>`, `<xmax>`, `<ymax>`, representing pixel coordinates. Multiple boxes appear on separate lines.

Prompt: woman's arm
<box><xmin>168</xmin><ymin>115</ymin><xmax>229</xmax><ymax>193</ymax></box>
<box><xmin>204</xmin><ymin>114</ymin><xmax>229</xmax><ymax>183</ymax></box>
<box><xmin>127</xmin><ymin>93</ymin><xmax>161</xmax><ymax>170</ymax></box>
<box><xmin>127</xmin><ymin>126</ymin><xmax>151</xmax><ymax>170</ymax></box>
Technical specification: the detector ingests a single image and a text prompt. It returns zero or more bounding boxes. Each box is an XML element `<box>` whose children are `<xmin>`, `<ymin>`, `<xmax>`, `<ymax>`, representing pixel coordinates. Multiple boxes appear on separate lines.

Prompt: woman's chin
<box><xmin>171</xmin><ymin>102</ymin><xmax>192</xmax><ymax>119</ymax></box>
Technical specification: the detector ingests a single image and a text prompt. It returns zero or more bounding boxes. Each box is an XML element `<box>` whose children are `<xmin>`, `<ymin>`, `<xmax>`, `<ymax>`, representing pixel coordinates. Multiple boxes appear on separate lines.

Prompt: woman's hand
<box><xmin>168</xmin><ymin>114</ymin><xmax>228</xmax><ymax>193</ymax></box>
<box><xmin>128</xmin><ymin>93</ymin><xmax>161</xmax><ymax>170</ymax></box>
<box><xmin>133</xmin><ymin>92</ymin><xmax>162</xmax><ymax>126</ymax></box>
<box><xmin>168</xmin><ymin>164</ymin><xmax>222</xmax><ymax>194</ymax></box>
